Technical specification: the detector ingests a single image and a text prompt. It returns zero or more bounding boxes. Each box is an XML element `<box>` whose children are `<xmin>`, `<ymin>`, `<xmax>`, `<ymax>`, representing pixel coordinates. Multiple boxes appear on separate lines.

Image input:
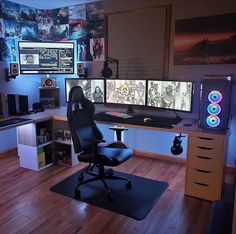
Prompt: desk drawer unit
<box><xmin>185</xmin><ymin>132</ymin><xmax>227</xmax><ymax>201</ymax></box>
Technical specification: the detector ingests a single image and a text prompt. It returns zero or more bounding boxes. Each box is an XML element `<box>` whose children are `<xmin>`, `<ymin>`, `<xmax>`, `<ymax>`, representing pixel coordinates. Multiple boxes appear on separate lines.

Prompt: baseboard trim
<box><xmin>0</xmin><ymin>148</ymin><xmax>17</xmax><ymax>158</ymax></box>
<box><xmin>224</xmin><ymin>165</ymin><xmax>236</xmax><ymax>173</ymax></box>
<box><xmin>134</xmin><ymin>150</ymin><xmax>186</xmax><ymax>164</ymax></box>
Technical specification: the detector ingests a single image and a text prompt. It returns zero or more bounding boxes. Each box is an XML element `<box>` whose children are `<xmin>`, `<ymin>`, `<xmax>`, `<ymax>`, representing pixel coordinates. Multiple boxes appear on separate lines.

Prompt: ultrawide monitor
<box><xmin>147</xmin><ymin>80</ymin><xmax>194</xmax><ymax>112</ymax></box>
<box><xmin>65</xmin><ymin>78</ymin><xmax>105</xmax><ymax>103</ymax></box>
<box><xmin>106</xmin><ymin>79</ymin><xmax>146</xmax><ymax>106</ymax></box>
<box><xmin>18</xmin><ymin>41</ymin><xmax>74</xmax><ymax>74</ymax></box>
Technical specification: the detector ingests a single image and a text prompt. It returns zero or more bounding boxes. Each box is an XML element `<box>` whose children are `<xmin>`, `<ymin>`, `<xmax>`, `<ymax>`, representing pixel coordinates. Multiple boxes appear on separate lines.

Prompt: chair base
<box><xmin>74</xmin><ymin>164</ymin><xmax>132</xmax><ymax>201</ymax></box>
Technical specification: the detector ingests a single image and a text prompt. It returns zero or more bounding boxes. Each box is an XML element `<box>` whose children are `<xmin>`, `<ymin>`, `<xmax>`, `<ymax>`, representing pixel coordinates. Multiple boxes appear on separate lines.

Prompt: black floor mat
<box><xmin>50</xmin><ymin>169</ymin><xmax>168</xmax><ymax>220</ymax></box>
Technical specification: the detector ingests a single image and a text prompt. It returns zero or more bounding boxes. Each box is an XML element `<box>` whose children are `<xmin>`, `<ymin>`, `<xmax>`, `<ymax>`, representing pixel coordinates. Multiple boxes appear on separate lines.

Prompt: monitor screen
<box><xmin>106</xmin><ymin>79</ymin><xmax>146</xmax><ymax>106</ymax></box>
<box><xmin>18</xmin><ymin>41</ymin><xmax>74</xmax><ymax>74</ymax></box>
<box><xmin>65</xmin><ymin>78</ymin><xmax>105</xmax><ymax>103</ymax></box>
<box><xmin>147</xmin><ymin>80</ymin><xmax>194</xmax><ymax>112</ymax></box>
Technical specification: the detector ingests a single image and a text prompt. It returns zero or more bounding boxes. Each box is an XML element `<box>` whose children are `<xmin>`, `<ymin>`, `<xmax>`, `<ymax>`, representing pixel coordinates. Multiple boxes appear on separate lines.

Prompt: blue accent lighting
<box><xmin>207</xmin><ymin>103</ymin><xmax>221</xmax><ymax>115</ymax></box>
<box><xmin>206</xmin><ymin>115</ymin><xmax>220</xmax><ymax>127</ymax></box>
<box><xmin>208</xmin><ymin>91</ymin><xmax>222</xmax><ymax>103</ymax></box>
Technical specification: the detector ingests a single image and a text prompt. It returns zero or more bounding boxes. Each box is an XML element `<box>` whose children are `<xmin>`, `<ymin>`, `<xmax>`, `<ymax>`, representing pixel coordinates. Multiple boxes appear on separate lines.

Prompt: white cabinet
<box><xmin>17</xmin><ymin>119</ymin><xmax>54</xmax><ymax>171</ymax></box>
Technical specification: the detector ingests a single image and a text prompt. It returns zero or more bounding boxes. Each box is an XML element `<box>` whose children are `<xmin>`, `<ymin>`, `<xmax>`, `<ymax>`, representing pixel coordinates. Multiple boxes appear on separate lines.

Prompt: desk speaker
<box><xmin>77</xmin><ymin>63</ymin><xmax>86</xmax><ymax>77</ymax></box>
<box><xmin>199</xmin><ymin>75</ymin><xmax>232</xmax><ymax>132</ymax></box>
<box><xmin>9</xmin><ymin>63</ymin><xmax>19</xmax><ymax>76</ymax></box>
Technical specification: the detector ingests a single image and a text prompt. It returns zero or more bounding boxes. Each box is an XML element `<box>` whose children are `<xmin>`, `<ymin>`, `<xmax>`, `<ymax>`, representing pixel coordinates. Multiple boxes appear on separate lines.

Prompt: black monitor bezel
<box><xmin>105</xmin><ymin>79</ymin><xmax>147</xmax><ymax>107</ymax></box>
<box><xmin>65</xmin><ymin>78</ymin><xmax>106</xmax><ymax>104</ymax></box>
<box><xmin>146</xmin><ymin>79</ymin><xmax>194</xmax><ymax>113</ymax></box>
<box><xmin>18</xmin><ymin>41</ymin><xmax>75</xmax><ymax>75</ymax></box>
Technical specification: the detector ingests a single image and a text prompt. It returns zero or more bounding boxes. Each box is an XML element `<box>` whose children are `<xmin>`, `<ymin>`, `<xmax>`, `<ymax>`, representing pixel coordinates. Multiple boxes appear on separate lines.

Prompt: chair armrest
<box><xmin>85</xmin><ymin>138</ymin><xmax>106</xmax><ymax>161</ymax></box>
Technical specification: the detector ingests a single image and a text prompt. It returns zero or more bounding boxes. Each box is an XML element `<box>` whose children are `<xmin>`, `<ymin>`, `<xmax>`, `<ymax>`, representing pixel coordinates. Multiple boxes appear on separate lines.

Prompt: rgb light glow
<box><xmin>208</xmin><ymin>91</ymin><xmax>222</xmax><ymax>103</ymax></box>
<box><xmin>206</xmin><ymin>115</ymin><xmax>220</xmax><ymax>127</ymax></box>
<box><xmin>207</xmin><ymin>103</ymin><xmax>221</xmax><ymax>115</ymax></box>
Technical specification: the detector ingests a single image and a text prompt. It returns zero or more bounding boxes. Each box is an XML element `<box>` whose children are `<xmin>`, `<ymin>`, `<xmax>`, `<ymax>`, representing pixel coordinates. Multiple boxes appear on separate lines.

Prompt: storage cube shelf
<box><xmin>17</xmin><ymin>116</ymin><xmax>78</xmax><ymax>171</ymax></box>
<box><xmin>17</xmin><ymin>119</ymin><xmax>55</xmax><ymax>171</ymax></box>
<box><xmin>53</xmin><ymin>118</ymin><xmax>78</xmax><ymax>167</ymax></box>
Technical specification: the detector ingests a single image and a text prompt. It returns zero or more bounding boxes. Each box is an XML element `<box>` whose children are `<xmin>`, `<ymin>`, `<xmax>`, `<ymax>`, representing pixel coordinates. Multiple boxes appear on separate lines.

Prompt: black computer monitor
<box><xmin>65</xmin><ymin>78</ymin><xmax>105</xmax><ymax>103</ymax></box>
<box><xmin>106</xmin><ymin>79</ymin><xmax>146</xmax><ymax>106</ymax></box>
<box><xmin>18</xmin><ymin>41</ymin><xmax>74</xmax><ymax>74</ymax></box>
<box><xmin>147</xmin><ymin>80</ymin><xmax>194</xmax><ymax>112</ymax></box>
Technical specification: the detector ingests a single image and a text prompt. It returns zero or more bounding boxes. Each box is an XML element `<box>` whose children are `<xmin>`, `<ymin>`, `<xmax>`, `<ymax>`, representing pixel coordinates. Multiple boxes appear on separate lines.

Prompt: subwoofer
<box><xmin>41</xmin><ymin>78</ymin><xmax>56</xmax><ymax>88</ymax></box>
<box><xmin>199</xmin><ymin>75</ymin><xmax>232</xmax><ymax>132</ymax></box>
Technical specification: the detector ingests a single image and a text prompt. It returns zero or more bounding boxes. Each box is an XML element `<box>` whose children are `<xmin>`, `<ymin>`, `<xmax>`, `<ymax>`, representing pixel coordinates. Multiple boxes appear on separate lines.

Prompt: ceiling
<box><xmin>8</xmin><ymin>0</ymin><xmax>100</xmax><ymax>9</ymax></box>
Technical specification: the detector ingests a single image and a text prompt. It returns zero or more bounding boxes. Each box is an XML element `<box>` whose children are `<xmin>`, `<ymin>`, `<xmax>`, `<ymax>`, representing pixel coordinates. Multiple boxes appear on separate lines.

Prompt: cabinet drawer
<box><xmin>189</xmin><ymin>136</ymin><xmax>223</xmax><ymax>150</ymax></box>
<box><xmin>188</xmin><ymin>146</ymin><xmax>223</xmax><ymax>160</ymax></box>
<box><xmin>187</xmin><ymin>155</ymin><xmax>221</xmax><ymax>172</ymax></box>
<box><xmin>185</xmin><ymin>180</ymin><xmax>221</xmax><ymax>201</ymax></box>
<box><xmin>185</xmin><ymin>177</ymin><xmax>220</xmax><ymax>201</ymax></box>
<box><xmin>186</xmin><ymin>167</ymin><xmax>221</xmax><ymax>186</ymax></box>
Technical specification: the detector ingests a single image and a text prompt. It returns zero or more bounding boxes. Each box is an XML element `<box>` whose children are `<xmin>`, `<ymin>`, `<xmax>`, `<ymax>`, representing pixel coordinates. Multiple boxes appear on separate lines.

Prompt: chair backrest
<box><xmin>67</xmin><ymin>86</ymin><xmax>103</xmax><ymax>154</ymax></box>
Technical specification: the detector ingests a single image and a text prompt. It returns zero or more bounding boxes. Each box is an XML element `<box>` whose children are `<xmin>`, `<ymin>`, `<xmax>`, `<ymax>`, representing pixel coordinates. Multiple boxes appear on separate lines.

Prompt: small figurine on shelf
<box><xmin>64</xmin><ymin>130</ymin><xmax>71</xmax><ymax>142</ymax></box>
<box><xmin>55</xmin><ymin>128</ymin><xmax>64</xmax><ymax>140</ymax></box>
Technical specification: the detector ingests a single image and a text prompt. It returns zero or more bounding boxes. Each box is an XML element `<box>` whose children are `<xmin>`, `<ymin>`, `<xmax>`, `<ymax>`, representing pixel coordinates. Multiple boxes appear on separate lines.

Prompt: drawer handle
<box><xmin>198</xmin><ymin>137</ymin><xmax>213</xmax><ymax>141</ymax></box>
<box><xmin>194</xmin><ymin>182</ymin><xmax>209</xmax><ymax>187</ymax></box>
<box><xmin>196</xmin><ymin>155</ymin><xmax>212</xmax><ymax>160</ymax></box>
<box><xmin>197</xmin><ymin>146</ymin><xmax>212</xmax><ymax>150</ymax></box>
<box><xmin>195</xmin><ymin>168</ymin><xmax>210</xmax><ymax>173</ymax></box>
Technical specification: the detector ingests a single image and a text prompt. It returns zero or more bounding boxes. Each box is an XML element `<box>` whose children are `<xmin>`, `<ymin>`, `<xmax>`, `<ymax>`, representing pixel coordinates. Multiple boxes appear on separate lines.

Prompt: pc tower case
<box><xmin>0</xmin><ymin>93</ymin><xmax>9</xmax><ymax>117</ymax></box>
<box><xmin>199</xmin><ymin>75</ymin><xmax>232</xmax><ymax>132</ymax></box>
<box><xmin>18</xmin><ymin>95</ymin><xmax>29</xmax><ymax>114</ymax></box>
<box><xmin>7</xmin><ymin>94</ymin><xmax>29</xmax><ymax>115</ymax></box>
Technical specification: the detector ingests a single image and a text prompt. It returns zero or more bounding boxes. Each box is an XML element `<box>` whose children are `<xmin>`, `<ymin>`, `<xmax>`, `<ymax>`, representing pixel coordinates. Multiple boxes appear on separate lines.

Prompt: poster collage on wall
<box><xmin>0</xmin><ymin>0</ymin><xmax>105</xmax><ymax>62</ymax></box>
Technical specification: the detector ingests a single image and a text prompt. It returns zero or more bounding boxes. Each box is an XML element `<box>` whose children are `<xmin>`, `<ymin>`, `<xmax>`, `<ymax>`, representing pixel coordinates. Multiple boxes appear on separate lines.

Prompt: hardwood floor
<box><xmin>0</xmin><ymin>152</ymin><xmax>234</xmax><ymax>234</ymax></box>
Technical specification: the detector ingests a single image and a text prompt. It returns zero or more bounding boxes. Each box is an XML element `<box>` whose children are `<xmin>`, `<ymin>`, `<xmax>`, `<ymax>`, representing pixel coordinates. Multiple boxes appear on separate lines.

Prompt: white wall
<box><xmin>104</xmin><ymin>0</ymin><xmax>236</xmax><ymax>166</ymax></box>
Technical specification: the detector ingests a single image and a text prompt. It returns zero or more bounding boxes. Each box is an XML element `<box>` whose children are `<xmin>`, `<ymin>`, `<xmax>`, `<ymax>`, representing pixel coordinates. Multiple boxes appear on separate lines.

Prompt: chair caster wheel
<box><xmin>107</xmin><ymin>169</ymin><xmax>113</xmax><ymax>176</ymax></box>
<box><xmin>78</xmin><ymin>173</ymin><xmax>84</xmax><ymax>182</ymax></box>
<box><xmin>107</xmin><ymin>189</ymin><xmax>114</xmax><ymax>202</ymax></box>
<box><xmin>74</xmin><ymin>189</ymin><xmax>81</xmax><ymax>199</ymax></box>
<box><xmin>126</xmin><ymin>181</ymin><xmax>132</xmax><ymax>189</ymax></box>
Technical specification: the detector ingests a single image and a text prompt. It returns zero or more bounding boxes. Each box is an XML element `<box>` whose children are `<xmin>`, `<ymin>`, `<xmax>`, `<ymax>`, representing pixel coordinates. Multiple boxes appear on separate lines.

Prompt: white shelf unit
<box><xmin>53</xmin><ymin>117</ymin><xmax>78</xmax><ymax>167</ymax></box>
<box><xmin>17</xmin><ymin>119</ymin><xmax>54</xmax><ymax>171</ymax></box>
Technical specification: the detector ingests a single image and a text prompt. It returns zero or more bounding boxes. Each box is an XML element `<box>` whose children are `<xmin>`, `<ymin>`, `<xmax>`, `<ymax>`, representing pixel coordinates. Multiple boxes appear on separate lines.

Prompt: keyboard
<box><xmin>0</xmin><ymin>118</ymin><xmax>32</xmax><ymax>128</ymax></box>
<box><xmin>94</xmin><ymin>112</ymin><xmax>182</xmax><ymax>129</ymax></box>
<box><xmin>105</xmin><ymin>111</ymin><xmax>133</xmax><ymax>119</ymax></box>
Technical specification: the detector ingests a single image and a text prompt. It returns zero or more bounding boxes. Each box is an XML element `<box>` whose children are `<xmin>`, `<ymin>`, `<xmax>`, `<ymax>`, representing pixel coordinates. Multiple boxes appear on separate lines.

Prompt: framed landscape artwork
<box><xmin>174</xmin><ymin>13</ymin><xmax>236</xmax><ymax>65</ymax></box>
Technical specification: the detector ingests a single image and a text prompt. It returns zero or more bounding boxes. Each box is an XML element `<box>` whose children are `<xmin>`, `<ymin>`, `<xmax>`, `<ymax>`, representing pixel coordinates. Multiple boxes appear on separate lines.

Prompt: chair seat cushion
<box><xmin>98</xmin><ymin>147</ymin><xmax>133</xmax><ymax>166</ymax></box>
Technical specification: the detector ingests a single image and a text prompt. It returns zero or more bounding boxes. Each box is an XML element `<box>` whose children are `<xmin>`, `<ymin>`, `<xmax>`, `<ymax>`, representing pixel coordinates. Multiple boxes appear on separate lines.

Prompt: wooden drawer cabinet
<box><xmin>185</xmin><ymin>132</ymin><xmax>227</xmax><ymax>201</ymax></box>
<box><xmin>187</xmin><ymin>155</ymin><xmax>221</xmax><ymax>173</ymax></box>
<box><xmin>189</xmin><ymin>135</ymin><xmax>223</xmax><ymax>149</ymax></box>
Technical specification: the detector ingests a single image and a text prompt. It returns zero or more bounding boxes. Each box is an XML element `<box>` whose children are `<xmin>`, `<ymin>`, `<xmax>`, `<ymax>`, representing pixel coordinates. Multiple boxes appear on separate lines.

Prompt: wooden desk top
<box><xmin>0</xmin><ymin>107</ymin><xmax>228</xmax><ymax>136</ymax></box>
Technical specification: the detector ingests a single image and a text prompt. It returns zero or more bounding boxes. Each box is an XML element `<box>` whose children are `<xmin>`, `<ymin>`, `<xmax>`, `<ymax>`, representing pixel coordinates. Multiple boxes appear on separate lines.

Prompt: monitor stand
<box><xmin>127</xmin><ymin>105</ymin><xmax>134</xmax><ymax>114</ymax></box>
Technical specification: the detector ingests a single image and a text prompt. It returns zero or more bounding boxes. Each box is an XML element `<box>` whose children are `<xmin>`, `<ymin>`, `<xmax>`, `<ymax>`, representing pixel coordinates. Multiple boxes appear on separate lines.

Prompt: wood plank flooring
<box><xmin>0</xmin><ymin>153</ymin><xmax>234</xmax><ymax>234</ymax></box>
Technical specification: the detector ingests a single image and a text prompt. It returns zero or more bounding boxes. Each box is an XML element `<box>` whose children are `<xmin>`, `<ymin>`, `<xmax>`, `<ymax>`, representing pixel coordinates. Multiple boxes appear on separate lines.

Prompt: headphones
<box><xmin>171</xmin><ymin>134</ymin><xmax>185</xmax><ymax>155</ymax></box>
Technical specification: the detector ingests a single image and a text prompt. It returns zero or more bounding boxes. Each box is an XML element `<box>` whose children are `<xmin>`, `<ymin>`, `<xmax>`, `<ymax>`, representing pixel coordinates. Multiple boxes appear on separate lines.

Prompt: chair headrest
<box><xmin>69</xmin><ymin>86</ymin><xmax>85</xmax><ymax>103</ymax></box>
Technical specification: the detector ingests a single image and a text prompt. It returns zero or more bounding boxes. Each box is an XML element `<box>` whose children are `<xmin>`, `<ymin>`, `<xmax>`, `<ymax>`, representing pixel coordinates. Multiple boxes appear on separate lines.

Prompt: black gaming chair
<box><xmin>67</xmin><ymin>86</ymin><xmax>133</xmax><ymax>201</ymax></box>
